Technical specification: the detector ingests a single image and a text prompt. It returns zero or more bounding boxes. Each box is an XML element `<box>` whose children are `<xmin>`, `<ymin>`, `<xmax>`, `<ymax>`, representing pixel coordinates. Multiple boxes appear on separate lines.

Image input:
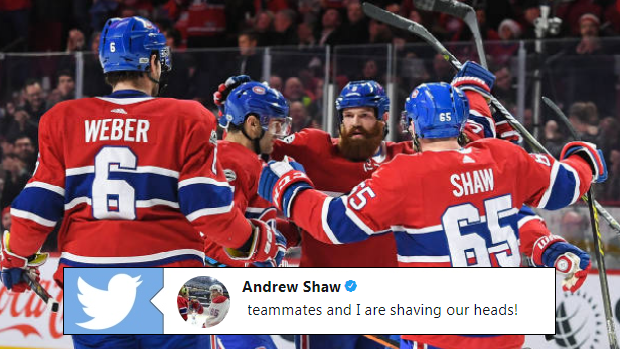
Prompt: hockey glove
<box><xmin>213</xmin><ymin>75</ymin><xmax>252</xmax><ymax>114</ymax></box>
<box><xmin>560</xmin><ymin>141</ymin><xmax>608</xmax><ymax>183</ymax></box>
<box><xmin>225</xmin><ymin>218</ymin><xmax>282</xmax><ymax>263</ymax></box>
<box><xmin>258</xmin><ymin>158</ymin><xmax>313</xmax><ymax>218</ymax></box>
<box><xmin>451</xmin><ymin>61</ymin><xmax>495</xmax><ymax>99</ymax></box>
<box><xmin>532</xmin><ymin>234</ymin><xmax>591</xmax><ymax>293</ymax></box>
<box><xmin>253</xmin><ymin>227</ymin><xmax>287</xmax><ymax>267</ymax></box>
<box><xmin>1</xmin><ymin>231</ymin><xmax>48</xmax><ymax>293</ymax></box>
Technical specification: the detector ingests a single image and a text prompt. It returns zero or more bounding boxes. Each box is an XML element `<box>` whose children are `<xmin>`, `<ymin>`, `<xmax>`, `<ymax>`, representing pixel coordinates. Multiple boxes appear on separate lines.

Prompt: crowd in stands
<box><xmin>0</xmin><ymin>0</ymin><xmax>619</xmax><ymax>244</ymax></box>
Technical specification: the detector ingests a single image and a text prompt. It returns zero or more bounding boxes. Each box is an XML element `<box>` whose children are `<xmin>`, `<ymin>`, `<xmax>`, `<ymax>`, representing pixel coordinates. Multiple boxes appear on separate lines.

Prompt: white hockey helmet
<box><xmin>209</xmin><ymin>284</ymin><xmax>223</xmax><ymax>293</ymax></box>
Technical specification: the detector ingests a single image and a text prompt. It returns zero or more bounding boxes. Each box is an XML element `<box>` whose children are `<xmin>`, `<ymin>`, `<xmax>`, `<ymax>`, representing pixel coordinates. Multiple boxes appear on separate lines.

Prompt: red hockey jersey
<box><xmin>9</xmin><ymin>90</ymin><xmax>253</xmax><ymax>286</ymax></box>
<box><xmin>289</xmin><ymin>138</ymin><xmax>593</xmax><ymax>349</ymax></box>
<box><xmin>272</xmin><ymin>129</ymin><xmax>413</xmax><ymax>267</ymax></box>
<box><xmin>178</xmin><ymin>295</ymin><xmax>204</xmax><ymax>321</ymax></box>
<box><xmin>203</xmin><ymin>141</ymin><xmax>276</xmax><ymax>267</ymax></box>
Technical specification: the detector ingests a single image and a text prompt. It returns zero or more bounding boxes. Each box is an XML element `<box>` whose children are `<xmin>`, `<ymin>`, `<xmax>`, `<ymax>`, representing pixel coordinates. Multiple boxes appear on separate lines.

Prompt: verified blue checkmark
<box><xmin>345</xmin><ymin>280</ymin><xmax>357</xmax><ymax>292</ymax></box>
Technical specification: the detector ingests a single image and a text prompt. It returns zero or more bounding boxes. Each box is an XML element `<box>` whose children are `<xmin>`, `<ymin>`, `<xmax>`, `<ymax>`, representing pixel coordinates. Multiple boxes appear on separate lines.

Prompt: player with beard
<box><xmin>270</xmin><ymin>80</ymin><xmax>412</xmax><ymax>269</ymax></box>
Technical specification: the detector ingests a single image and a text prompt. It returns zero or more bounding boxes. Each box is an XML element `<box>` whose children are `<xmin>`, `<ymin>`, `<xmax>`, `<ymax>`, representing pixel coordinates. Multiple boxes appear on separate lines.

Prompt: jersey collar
<box><xmin>105</xmin><ymin>90</ymin><xmax>151</xmax><ymax>99</ymax></box>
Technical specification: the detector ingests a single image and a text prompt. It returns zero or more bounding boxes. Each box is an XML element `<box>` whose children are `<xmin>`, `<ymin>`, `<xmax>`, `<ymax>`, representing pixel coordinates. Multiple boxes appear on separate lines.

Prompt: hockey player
<box><xmin>203</xmin><ymin>284</ymin><xmax>230</xmax><ymax>328</ymax></box>
<box><xmin>202</xmin><ymin>79</ymin><xmax>291</xmax><ymax>349</ymax></box>
<box><xmin>0</xmin><ymin>17</ymin><xmax>281</xmax><ymax>349</ymax></box>
<box><xmin>258</xmin><ymin>81</ymin><xmax>604</xmax><ymax>349</ymax></box>
<box><xmin>204</xmin><ymin>79</ymin><xmax>289</xmax><ymax>268</ymax></box>
<box><xmin>178</xmin><ymin>286</ymin><xmax>203</xmax><ymax>322</ymax></box>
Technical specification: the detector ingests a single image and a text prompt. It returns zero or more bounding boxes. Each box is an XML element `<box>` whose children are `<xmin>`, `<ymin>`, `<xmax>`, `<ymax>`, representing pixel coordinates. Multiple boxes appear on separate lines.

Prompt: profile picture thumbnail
<box><xmin>177</xmin><ymin>276</ymin><xmax>230</xmax><ymax>328</ymax></box>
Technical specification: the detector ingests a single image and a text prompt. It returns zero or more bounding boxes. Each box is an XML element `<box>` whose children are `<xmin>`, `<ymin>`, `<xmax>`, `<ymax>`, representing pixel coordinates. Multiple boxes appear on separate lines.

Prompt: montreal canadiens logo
<box><xmin>253</xmin><ymin>86</ymin><xmax>266</xmax><ymax>95</ymax></box>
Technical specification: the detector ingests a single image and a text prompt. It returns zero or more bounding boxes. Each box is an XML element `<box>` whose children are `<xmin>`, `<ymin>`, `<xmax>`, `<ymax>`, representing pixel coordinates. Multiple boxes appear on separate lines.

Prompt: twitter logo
<box><xmin>76</xmin><ymin>274</ymin><xmax>142</xmax><ymax>329</ymax></box>
<box><xmin>64</xmin><ymin>268</ymin><xmax>163</xmax><ymax>334</ymax></box>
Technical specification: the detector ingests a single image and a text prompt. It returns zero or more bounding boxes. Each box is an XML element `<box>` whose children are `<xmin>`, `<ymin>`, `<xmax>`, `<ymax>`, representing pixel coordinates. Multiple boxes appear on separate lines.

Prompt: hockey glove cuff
<box><xmin>1</xmin><ymin>231</ymin><xmax>47</xmax><ymax>292</ymax></box>
<box><xmin>258</xmin><ymin>158</ymin><xmax>314</xmax><ymax>218</ymax></box>
<box><xmin>451</xmin><ymin>61</ymin><xmax>495</xmax><ymax>99</ymax></box>
<box><xmin>253</xmin><ymin>227</ymin><xmax>287</xmax><ymax>267</ymax></box>
<box><xmin>225</xmin><ymin>219</ymin><xmax>285</xmax><ymax>264</ymax></box>
<box><xmin>213</xmin><ymin>75</ymin><xmax>252</xmax><ymax>114</ymax></box>
<box><xmin>532</xmin><ymin>234</ymin><xmax>591</xmax><ymax>292</ymax></box>
<box><xmin>560</xmin><ymin>141</ymin><xmax>607</xmax><ymax>183</ymax></box>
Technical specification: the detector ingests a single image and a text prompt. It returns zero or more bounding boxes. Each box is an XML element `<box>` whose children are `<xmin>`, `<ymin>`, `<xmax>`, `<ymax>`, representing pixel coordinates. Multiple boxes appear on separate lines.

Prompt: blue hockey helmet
<box><xmin>99</xmin><ymin>16</ymin><xmax>171</xmax><ymax>74</ymax></box>
<box><xmin>403</xmin><ymin>82</ymin><xmax>469</xmax><ymax>139</ymax></box>
<box><xmin>335</xmin><ymin>80</ymin><xmax>390</xmax><ymax>121</ymax></box>
<box><xmin>221</xmin><ymin>81</ymin><xmax>291</xmax><ymax>138</ymax></box>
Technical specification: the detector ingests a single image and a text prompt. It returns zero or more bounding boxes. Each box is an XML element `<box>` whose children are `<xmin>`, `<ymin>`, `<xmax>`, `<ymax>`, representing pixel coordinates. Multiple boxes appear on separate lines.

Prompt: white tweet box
<box><xmin>152</xmin><ymin>267</ymin><xmax>555</xmax><ymax>334</ymax></box>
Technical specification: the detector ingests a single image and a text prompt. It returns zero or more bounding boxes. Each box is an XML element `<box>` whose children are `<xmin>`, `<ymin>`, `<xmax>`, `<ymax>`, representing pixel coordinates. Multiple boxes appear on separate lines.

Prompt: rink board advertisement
<box><xmin>0</xmin><ymin>257</ymin><xmax>617</xmax><ymax>348</ymax></box>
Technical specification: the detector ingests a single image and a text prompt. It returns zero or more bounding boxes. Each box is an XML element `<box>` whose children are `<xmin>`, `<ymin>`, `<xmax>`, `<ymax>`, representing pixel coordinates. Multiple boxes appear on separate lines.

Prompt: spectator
<box><xmin>84</xmin><ymin>31</ymin><xmax>111</xmax><ymax>97</ymax></box>
<box><xmin>0</xmin><ymin>153</ymin><xmax>30</xmax><ymax>209</ymax></box>
<box><xmin>429</xmin><ymin>53</ymin><xmax>453</xmax><ymax>82</ymax></box>
<box><xmin>289</xmin><ymin>101</ymin><xmax>318</xmax><ymax>132</ymax></box>
<box><xmin>542</xmin><ymin>120</ymin><xmax>564</xmax><ymax>158</ymax></box>
<box><xmin>576</xmin><ymin>13</ymin><xmax>602</xmax><ymax>54</ymax></box>
<box><xmin>237</xmin><ymin>31</ymin><xmax>262</xmax><ymax>78</ymax></box>
<box><xmin>283</xmin><ymin>77</ymin><xmax>311</xmax><ymax>106</ymax></box>
<box><xmin>254</xmin><ymin>10</ymin><xmax>276</xmax><ymax>46</ymax></box>
<box><xmin>560</xmin><ymin>209</ymin><xmax>589</xmax><ymax>248</ymax></box>
<box><xmin>1</xmin><ymin>206</ymin><xmax>10</xmax><ymax>232</ymax></box>
<box><xmin>598</xmin><ymin>148</ymin><xmax>620</xmax><ymax>202</ymax></box>
<box><xmin>567</xmin><ymin>101</ymin><xmax>599</xmax><ymax>143</ymax></box>
<box><xmin>13</xmin><ymin>134</ymin><xmax>36</xmax><ymax>174</ymax></box>
<box><xmin>492</xmin><ymin>66</ymin><xmax>516</xmax><ymax>107</ymax></box>
<box><xmin>358</xmin><ymin>59</ymin><xmax>382</xmax><ymax>84</ymax></box>
<box><xmin>274</xmin><ymin>9</ymin><xmax>298</xmax><ymax>45</ymax></box>
<box><xmin>561</xmin><ymin>13</ymin><xmax>616</xmax><ymax>116</ymax></box>
<box><xmin>66</xmin><ymin>28</ymin><xmax>86</xmax><ymax>52</ymax></box>
<box><xmin>498</xmin><ymin>19</ymin><xmax>522</xmax><ymax>40</ymax></box>
<box><xmin>520</xmin><ymin>0</ymin><xmax>541</xmax><ymax>39</ymax></box>
<box><xmin>268</xmin><ymin>75</ymin><xmax>283</xmax><ymax>91</ymax></box>
<box><xmin>318</xmin><ymin>9</ymin><xmax>342</xmax><ymax>46</ymax></box>
<box><xmin>297</xmin><ymin>21</ymin><xmax>317</xmax><ymax>47</ymax></box>
<box><xmin>338</xmin><ymin>1</ymin><xmax>369</xmax><ymax>45</ymax></box>
<box><xmin>22</xmin><ymin>79</ymin><xmax>46</xmax><ymax>122</ymax></box>
<box><xmin>47</xmin><ymin>70</ymin><xmax>76</xmax><ymax>108</ymax></box>
<box><xmin>368</xmin><ymin>19</ymin><xmax>392</xmax><ymax>44</ymax></box>
<box><xmin>4</xmin><ymin>108</ymin><xmax>38</xmax><ymax>145</ymax></box>
<box><xmin>597</xmin><ymin>117</ymin><xmax>620</xmax><ymax>158</ymax></box>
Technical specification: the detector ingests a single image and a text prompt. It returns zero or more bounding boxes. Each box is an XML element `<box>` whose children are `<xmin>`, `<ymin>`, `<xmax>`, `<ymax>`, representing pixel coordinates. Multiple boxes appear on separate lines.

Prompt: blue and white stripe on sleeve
<box><xmin>11</xmin><ymin>181</ymin><xmax>65</xmax><ymax>227</ymax></box>
<box><xmin>536</xmin><ymin>162</ymin><xmax>581</xmax><ymax>210</ymax></box>
<box><xmin>178</xmin><ymin>177</ymin><xmax>234</xmax><ymax>221</ymax></box>
<box><xmin>319</xmin><ymin>196</ymin><xmax>381</xmax><ymax>244</ymax></box>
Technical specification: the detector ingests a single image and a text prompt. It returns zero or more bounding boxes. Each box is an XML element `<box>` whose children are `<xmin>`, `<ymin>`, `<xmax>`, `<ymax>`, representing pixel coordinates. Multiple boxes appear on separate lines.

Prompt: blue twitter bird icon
<box><xmin>64</xmin><ymin>268</ymin><xmax>163</xmax><ymax>334</ymax></box>
<box><xmin>77</xmin><ymin>274</ymin><xmax>142</xmax><ymax>330</ymax></box>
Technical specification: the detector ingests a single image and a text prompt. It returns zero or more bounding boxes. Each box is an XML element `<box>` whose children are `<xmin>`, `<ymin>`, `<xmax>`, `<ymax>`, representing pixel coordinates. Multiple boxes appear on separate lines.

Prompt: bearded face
<box><xmin>338</xmin><ymin>107</ymin><xmax>385</xmax><ymax>162</ymax></box>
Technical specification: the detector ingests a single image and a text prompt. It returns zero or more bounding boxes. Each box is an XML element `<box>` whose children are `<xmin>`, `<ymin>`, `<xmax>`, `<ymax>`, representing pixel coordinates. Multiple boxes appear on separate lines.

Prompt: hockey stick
<box><xmin>363</xmin><ymin>335</ymin><xmax>399</xmax><ymax>349</ymax></box>
<box><xmin>542</xmin><ymin>97</ymin><xmax>620</xmax><ymax>233</ymax></box>
<box><xmin>542</xmin><ymin>96</ymin><xmax>619</xmax><ymax>349</ymax></box>
<box><xmin>413</xmin><ymin>0</ymin><xmax>487</xmax><ymax>68</ymax></box>
<box><xmin>22</xmin><ymin>271</ymin><xmax>60</xmax><ymax>312</ymax></box>
<box><xmin>361</xmin><ymin>2</ymin><xmax>620</xmax><ymax>235</ymax></box>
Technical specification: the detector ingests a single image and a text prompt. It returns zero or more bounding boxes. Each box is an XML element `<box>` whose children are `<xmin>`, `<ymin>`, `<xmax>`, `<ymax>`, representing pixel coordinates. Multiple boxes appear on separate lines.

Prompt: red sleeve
<box><xmin>499</xmin><ymin>140</ymin><xmax>593</xmax><ymax>209</ymax></box>
<box><xmin>463</xmin><ymin>90</ymin><xmax>495</xmax><ymax>142</ymax></box>
<box><xmin>517</xmin><ymin>215</ymin><xmax>551</xmax><ymax>257</ymax></box>
<box><xmin>271</xmin><ymin>128</ymin><xmax>330</xmax><ymax>161</ymax></box>
<box><xmin>290</xmin><ymin>157</ymin><xmax>408</xmax><ymax>245</ymax></box>
<box><xmin>10</xmin><ymin>105</ymin><xmax>66</xmax><ymax>256</ymax></box>
<box><xmin>177</xmin><ymin>106</ymin><xmax>252</xmax><ymax>248</ymax></box>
